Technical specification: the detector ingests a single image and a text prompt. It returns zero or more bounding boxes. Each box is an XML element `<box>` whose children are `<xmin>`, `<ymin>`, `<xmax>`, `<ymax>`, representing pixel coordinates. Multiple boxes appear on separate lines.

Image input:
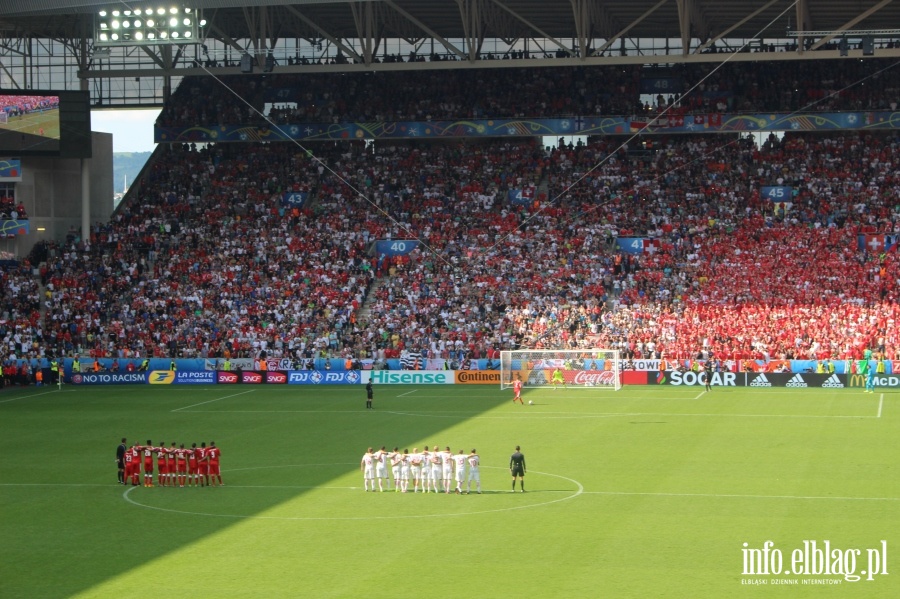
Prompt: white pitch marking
<box><xmin>396</xmin><ymin>389</ymin><xmax>418</xmax><ymax>397</ymax></box>
<box><xmin>878</xmin><ymin>393</ymin><xmax>884</xmax><ymax>418</ymax></box>
<box><xmin>380</xmin><ymin>410</ymin><xmax>873</xmax><ymax>420</ymax></box>
<box><xmin>580</xmin><ymin>490</ymin><xmax>900</xmax><ymax>502</ymax></box>
<box><xmin>177</xmin><ymin>409</ymin><xmax>874</xmax><ymax>420</ymax></box>
<box><xmin>121</xmin><ymin>467</ymin><xmax>584</xmax><ymax>521</ymax></box>
<box><xmin>693</xmin><ymin>391</ymin><xmax>705</xmax><ymax>400</ymax></box>
<box><xmin>0</xmin><ymin>483</ymin><xmax>115</xmax><ymax>487</ymax></box>
<box><xmin>0</xmin><ymin>389</ymin><xmax>75</xmax><ymax>403</ymax></box>
<box><xmin>171</xmin><ymin>389</ymin><xmax>255</xmax><ymax>412</ymax></box>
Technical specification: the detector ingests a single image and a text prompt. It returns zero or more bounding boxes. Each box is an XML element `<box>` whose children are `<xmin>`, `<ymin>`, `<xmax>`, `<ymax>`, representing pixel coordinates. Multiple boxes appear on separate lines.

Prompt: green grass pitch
<box><xmin>1</xmin><ymin>384</ymin><xmax>898</xmax><ymax>598</ymax></box>
<box><xmin>0</xmin><ymin>109</ymin><xmax>60</xmax><ymax>138</ymax></box>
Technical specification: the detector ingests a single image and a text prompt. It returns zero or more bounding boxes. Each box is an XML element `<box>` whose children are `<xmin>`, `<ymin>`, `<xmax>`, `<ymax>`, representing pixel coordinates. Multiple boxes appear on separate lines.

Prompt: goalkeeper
<box><xmin>551</xmin><ymin>367</ymin><xmax>567</xmax><ymax>390</ymax></box>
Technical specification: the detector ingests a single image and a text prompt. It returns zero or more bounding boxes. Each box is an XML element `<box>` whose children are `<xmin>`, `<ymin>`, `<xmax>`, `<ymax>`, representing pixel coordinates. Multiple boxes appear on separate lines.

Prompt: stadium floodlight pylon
<box><xmin>500</xmin><ymin>349</ymin><xmax>621</xmax><ymax>391</ymax></box>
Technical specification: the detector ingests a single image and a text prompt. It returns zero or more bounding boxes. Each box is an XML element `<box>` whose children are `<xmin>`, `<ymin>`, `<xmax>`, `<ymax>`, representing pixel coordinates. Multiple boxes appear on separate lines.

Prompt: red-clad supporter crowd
<box><xmin>156</xmin><ymin>58</ymin><xmax>900</xmax><ymax>128</ymax></box>
<box><xmin>0</xmin><ymin>95</ymin><xmax>59</xmax><ymax>117</ymax></box>
<box><xmin>3</xmin><ymin>129</ymin><xmax>900</xmax><ymax>371</ymax></box>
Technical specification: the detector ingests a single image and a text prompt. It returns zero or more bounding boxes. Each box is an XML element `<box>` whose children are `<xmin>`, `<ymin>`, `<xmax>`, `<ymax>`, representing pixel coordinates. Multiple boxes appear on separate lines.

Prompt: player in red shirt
<box><xmin>175</xmin><ymin>444</ymin><xmax>188</xmax><ymax>487</ymax></box>
<box><xmin>156</xmin><ymin>443</ymin><xmax>170</xmax><ymax>486</ymax></box>
<box><xmin>512</xmin><ymin>377</ymin><xmax>524</xmax><ymax>404</ymax></box>
<box><xmin>188</xmin><ymin>442</ymin><xmax>200</xmax><ymax>487</ymax></box>
<box><xmin>166</xmin><ymin>442</ymin><xmax>177</xmax><ymax>485</ymax></box>
<box><xmin>140</xmin><ymin>440</ymin><xmax>156</xmax><ymax>487</ymax></box>
<box><xmin>125</xmin><ymin>444</ymin><xmax>140</xmax><ymax>485</ymax></box>
<box><xmin>207</xmin><ymin>441</ymin><xmax>223</xmax><ymax>486</ymax></box>
<box><xmin>196</xmin><ymin>442</ymin><xmax>209</xmax><ymax>486</ymax></box>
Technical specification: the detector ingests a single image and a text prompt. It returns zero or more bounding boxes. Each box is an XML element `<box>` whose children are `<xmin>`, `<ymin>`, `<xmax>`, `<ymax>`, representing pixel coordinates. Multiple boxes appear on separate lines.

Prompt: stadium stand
<box><xmin>156</xmin><ymin>59</ymin><xmax>900</xmax><ymax>129</ymax></box>
<box><xmin>5</xmin><ymin>53</ymin><xmax>900</xmax><ymax>374</ymax></box>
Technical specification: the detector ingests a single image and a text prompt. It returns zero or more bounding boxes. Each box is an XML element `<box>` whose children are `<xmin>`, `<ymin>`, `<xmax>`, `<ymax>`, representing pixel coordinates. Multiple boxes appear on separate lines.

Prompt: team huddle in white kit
<box><xmin>360</xmin><ymin>446</ymin><xmax>481</xmax><ymax>494</ymax></box>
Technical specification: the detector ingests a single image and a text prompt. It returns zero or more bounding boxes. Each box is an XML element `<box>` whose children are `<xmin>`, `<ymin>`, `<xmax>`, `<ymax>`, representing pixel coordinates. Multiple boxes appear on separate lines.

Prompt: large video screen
<box><xmin>0</xmin><ymin>90</ymin><xmax>91</xmax><ymax>158</ymax></box>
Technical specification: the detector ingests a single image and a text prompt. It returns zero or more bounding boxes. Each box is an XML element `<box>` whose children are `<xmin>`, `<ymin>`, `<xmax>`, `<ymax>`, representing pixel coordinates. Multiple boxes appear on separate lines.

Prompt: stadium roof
<box><xmin>3</xmin><ymin>0</ymin><xmax>900</xmax><ymax>48</ymax></box>
<box><xmin>3</xmin><ymin>1</ymin><xmax>900</xmax><ymax>107</ymax></box>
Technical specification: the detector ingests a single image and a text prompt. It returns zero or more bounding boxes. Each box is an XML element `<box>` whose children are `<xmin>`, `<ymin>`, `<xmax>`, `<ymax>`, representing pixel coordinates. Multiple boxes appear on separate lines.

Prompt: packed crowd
<box><xmin>1</xmin><ymin>95</ymin><xmax>58</xmax><ymax>117</ymax></box>
<box><xmin>4</xmin><ymin>129</ymin><xmax>900</xmax><ymax>370</ymax></box>
<box><xmin>156</xmin><ymin>58</ymin><xmax>900</xmax><ymax>128</ymax></box>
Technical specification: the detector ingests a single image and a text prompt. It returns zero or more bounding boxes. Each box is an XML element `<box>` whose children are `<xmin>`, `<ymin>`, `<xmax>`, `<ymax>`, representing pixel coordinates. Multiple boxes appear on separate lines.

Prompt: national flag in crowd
<box><xmin>857</xmin><ymin>234</ymin><xmax>898</xmax><ymax>253</ymax></box>
<box><xmin>400</xmin><ymin>350</ymin><xmax>422</xmax><ymax>370</ymax></box>
<box><xmin>616</xmin><ymin>237</ymin><xmax>662</xmax><ymax>255</ymax></box>
<box><xmin>629</xmin><ymin>117</ymin><xmax>651</xmax><ymax>131</ymax></box>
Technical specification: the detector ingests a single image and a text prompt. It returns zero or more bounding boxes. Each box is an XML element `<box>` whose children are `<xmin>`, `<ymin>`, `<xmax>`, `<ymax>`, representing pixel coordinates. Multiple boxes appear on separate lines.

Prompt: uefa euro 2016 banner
<box><xmin>156</xmin><ymin>110</ymin><xmax>900</xmax><ymax>144</ymax></box>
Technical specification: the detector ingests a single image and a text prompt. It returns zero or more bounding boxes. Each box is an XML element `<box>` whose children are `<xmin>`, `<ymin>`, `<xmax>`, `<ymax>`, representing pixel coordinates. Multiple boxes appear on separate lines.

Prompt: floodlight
<box><xmin>96</xmin><ymin>5</ymin><xmax>201</xmax><ymax>46</ymax></box>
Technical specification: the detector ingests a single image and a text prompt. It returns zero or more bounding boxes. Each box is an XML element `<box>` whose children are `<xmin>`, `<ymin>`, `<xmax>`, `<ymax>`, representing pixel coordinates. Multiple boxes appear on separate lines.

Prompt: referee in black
<box><xmin>510</xmin><ymin>445</ymin><xmax>526</xmax><ymax>492</ymax></box>
<box><xmin>116</xmin><ymin>437</ymin><xmax>127</xmax><ymax>484</ymax></box>
<box><xmin>365</xmin><ymin>379</ymin><xmax>374</xmax><ymax>409</ymax></box>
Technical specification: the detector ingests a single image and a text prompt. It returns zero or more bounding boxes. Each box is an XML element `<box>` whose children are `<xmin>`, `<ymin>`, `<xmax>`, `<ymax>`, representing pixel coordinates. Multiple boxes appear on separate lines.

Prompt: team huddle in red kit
<box><xmin>118</xmin><ymin>439</ymin><xmax>223</xmax><ymax>487</ymax></box>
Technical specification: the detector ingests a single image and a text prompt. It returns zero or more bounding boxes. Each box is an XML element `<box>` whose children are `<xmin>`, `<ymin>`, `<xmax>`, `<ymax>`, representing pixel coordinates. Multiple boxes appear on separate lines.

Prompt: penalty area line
<box><xmin>396</xmin><ymin>389</ymin><xmax>418</xmax><ymax>397</ymax></box>
<box><xmin>171</xmin><ymin>390</ymin><xmax>255</xmax><ymax>412</ymax></box>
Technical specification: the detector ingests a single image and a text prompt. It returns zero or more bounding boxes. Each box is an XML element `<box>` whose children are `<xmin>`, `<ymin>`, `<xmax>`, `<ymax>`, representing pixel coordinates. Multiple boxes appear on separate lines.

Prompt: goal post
<box><xmin>500</xmin><ymin>349</ymin><xmax>622</xmax><ymax>391</ymax></box>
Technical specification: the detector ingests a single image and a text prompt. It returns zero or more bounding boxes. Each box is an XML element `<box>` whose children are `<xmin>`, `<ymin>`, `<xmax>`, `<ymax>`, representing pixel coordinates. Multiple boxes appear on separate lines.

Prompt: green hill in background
<box><xmin>113</xmin><ymin>151</ymin><xmax>153</xmax><ymax>195</ymax></box>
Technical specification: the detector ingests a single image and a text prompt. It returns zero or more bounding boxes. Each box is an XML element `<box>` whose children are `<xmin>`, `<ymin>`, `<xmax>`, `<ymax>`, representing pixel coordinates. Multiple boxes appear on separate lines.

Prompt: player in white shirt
<box><xmin>441</xmin><ymin>446</ymin><xmax>453</xmax><ymax>494</ymax></box>
<box><xmin>429</xmin><ymin>445</ymin><xmax>442</xmax><ymax>493</ymax></box>
<box><xmin>398</xmin><ymin>449</ymin><xmax>411</xmax><ymax>493</ymax></box>
<box><xmin>451</xmin><ymin>449</ymin><xmax>468</xmax><ymax>494</ymax></box>
<box><xmin>389</xmin><ymin>446</ymin><xmax>402</xmax><ymax>492</ymax></box>
<box><xmin>420</xmin><ymin>448</ymin><xmax>432</xmax><ymax>493</ymax></box>
<box><xmin>466</xmin><ymin>449</ymin><xmax>481</xmax><ymax>494</ymax></box>
<box><xmin>360</xmin><ymin>448</ymin><xmax>376</xmax><ymax>492</ymax></box>
<box><xmin>373</xmin><ymin>446</ymin><xmax>389</xmax><ymax>492</ymax></box>
<box><xmin>409</xmin><ymin>448</ymin><xmax>423</xmax><ymax>493</ymax></box>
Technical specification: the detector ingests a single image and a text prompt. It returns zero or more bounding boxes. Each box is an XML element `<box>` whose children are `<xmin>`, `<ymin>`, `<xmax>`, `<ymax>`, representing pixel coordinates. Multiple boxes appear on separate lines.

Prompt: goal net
<box><xmin>500</xmin><ymin>349</ymin><xmax>621</xmax><ymax>391</ymax></box>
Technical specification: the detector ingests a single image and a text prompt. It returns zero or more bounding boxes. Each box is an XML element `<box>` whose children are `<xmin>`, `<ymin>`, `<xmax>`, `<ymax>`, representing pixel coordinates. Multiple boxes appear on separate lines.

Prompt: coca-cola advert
<box><xmin>570</xmin><ymin>370</ymin><xmax>618</xmax><ymax>386</ymax></box>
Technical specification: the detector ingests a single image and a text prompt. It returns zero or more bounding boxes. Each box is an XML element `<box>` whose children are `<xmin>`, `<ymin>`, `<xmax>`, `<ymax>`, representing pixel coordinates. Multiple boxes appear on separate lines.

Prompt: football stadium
<box><xmin>1</xmin><ymin>1</ymin><xmax>900</xmax><ymax>597</ymax></box>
